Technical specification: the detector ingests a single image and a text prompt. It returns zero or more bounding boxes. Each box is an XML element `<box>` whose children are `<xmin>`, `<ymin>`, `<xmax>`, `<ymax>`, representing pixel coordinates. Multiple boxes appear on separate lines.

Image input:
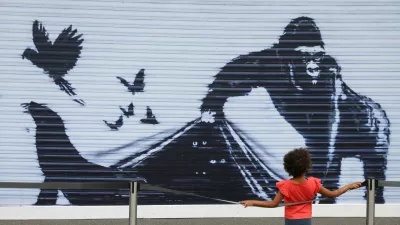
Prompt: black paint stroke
<box><xmin>140</xmin><ymin>106</ymin><xmax>159</xmax><ymax>124</ymax></box>
<box><xmin>94</xmin><ymin>129</ymin><xmax>176</xmax><ymax>157</ymax></box>
<box><xmin>116</xmin><ymin>69</ymin><xmax>146</xmax><ymax>95</ymax></box>
<box><xmin>120</xmin><ymin>102</ymin><xmax>134</xmax><ymax>118</ymax></box>
<box><xmin>22</xmin><ymin>102</ymin><xmax>237</xmax><ymax>205</ymax></box>
<box><xmin>111</xmin><ymin>119</ymin><xmax>201</xmax><ymax>169</ymax></box>
<box><xmin>113</xmin><ymin>118</ymin><xmax>278</xmax><ymax>204</ymax></box>
<box><xmin>21</xmin><ymin>101</ymin><xmax>146</xmax><ymax>205</ymax></box>
<box><xmin>199</xmin><ymin>16</ymin><xmax>390</xmax><ymax>204</ymax></box>
<box><xmin>103</xmin><ymin>115</ymin><xmax>124</xmax><ymax>130</ymax></box>
<box><xmin>22</xmin><ymin>20</ymin><xmax>85</xmax><ymax>106</ymax></box>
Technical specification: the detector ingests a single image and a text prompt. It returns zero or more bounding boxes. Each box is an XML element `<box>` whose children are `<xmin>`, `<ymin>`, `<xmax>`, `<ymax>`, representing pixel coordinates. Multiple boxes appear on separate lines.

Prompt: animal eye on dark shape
<box><xmin>202</xmin><ymin>141</ymin><xmax>207</xmax><ymax>145</ymax></box>
<box><xmin>192</xmin><ymin>141</ymin><xmax>198</xmax><ymax>146</ymax></box>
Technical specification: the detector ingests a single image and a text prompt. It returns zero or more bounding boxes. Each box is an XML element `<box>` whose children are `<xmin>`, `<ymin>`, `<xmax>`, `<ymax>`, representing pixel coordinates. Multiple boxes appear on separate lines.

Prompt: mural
<box><xmin>0</xmin><ymin>4</ymin><xmax>398</xmax><ymax>207</ymax></box>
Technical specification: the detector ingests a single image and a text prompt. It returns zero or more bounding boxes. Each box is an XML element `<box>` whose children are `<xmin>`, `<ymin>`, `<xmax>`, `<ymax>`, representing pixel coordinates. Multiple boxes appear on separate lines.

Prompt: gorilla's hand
<box><xmin>200</xmin><ymin>110</ymin><xmax>216</xmax><ymax>123</ymax></box>
<box><xmin>200</xmin><ymin>93</ymin><xmax>228</xmax><ymax>122</ymax></box>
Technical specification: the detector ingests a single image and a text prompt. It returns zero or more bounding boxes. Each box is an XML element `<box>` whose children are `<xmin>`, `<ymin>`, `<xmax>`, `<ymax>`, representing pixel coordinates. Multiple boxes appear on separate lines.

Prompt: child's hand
<box><xmin>239</xmin><ymin>200</ymin><xmax>254</xmax><ymax>208</ymax></box>
<box><xmin>349</xmin><ymin>182</ymin><xmax>362</xmax><ymax>190</ymax></box>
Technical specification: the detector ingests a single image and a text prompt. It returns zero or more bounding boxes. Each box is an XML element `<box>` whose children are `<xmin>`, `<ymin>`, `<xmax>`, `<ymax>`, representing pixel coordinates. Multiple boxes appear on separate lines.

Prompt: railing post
<box><xmin>129</xmin><ymin>182</ymin><xmax>138</xmax><ymax>225</ymax></box>
<box><xmin>366</xmin><ymin>178</ymin><xmax>376</xmax><ymax>225</ymax></box>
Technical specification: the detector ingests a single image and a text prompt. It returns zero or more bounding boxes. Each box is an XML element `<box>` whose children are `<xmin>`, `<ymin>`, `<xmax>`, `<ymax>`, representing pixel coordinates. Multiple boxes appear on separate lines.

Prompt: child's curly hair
<box><xmin>284</xmin><ymin>147</ymin><xmax>312</xmax><ymax>177</ymax></box>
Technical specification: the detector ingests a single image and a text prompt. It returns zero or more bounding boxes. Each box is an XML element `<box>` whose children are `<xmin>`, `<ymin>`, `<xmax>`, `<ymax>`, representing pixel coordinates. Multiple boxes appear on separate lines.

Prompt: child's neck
<box><xmin>290</xmin><ymin>174</ymin><xmax>307</xmax><ymax>183</ymax></box>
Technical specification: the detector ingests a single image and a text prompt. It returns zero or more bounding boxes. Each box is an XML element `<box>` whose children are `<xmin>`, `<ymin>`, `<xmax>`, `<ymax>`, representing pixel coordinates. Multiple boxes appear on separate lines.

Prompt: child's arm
<box><xmin>318</xmin><ymin>182</ymin><xmax>362</xmax><ymax>198</ymax></box>
<box><xmin>240</xmin><ymin>192</ymin><xmax>284</xmax><ymax>208</ymax></box>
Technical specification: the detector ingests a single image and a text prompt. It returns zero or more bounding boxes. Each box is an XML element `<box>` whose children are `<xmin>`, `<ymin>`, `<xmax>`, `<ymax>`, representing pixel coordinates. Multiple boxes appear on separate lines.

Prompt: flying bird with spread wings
<box><xmin>22</xmin><ymin>20</ymin><xmax>85</xmax><ymax>106</ymax></box>
<box><xmin>120</xmin><ymin>102</ymin><xmax>134</xmax><ymax>118</ymax></box>
<box><xmin>103</xmin><ymin>115</ymin><xmax>124</xmax><ymax>131</ymax></box>
<box><xmin>116</xmin><ymin>69</ymin><xmax>146</xmax><ymax>95</ymax></box>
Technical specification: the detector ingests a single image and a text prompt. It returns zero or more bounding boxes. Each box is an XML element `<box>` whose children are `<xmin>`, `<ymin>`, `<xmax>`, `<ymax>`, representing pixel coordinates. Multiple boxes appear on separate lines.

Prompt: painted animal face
<box><xmin>192</xmin><ymin>140</ymin><xmax>208</xmax><ymax>147</ymax></box>
<box><xmin>289</xmin><ymin>50</ymin><xmax>338</xmax><ymax>94</ymax></box>
<box><xmin>294</xmin><ymin>46</ymin><xmax>326</xmax><ymax>82</ymax></box>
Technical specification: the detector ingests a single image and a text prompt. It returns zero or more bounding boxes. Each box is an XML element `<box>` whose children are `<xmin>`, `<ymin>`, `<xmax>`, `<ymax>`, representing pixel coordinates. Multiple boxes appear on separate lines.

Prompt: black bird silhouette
<box><xmin>120</xmin><ymin>102</ymin><xmax>134</xmax><ymax>118</ymax></box>
<box><xmin>22</xmin><ymin>20</ymin><xmax>85</xmax><ymax>106</ymax></box>
<box><xmin>116</xmin><ymin>69</ymin><xmax>145</xmax><ymax>95</ymax></box>
<box><xmin>103</xmin><ymin>115</ymin><xmax>123</xmax><ymax>130</ymax></box>
<box><xmin>140</xmin><ymin>106</ymin><xmax>159</xmax><ymax>124</ymax></box>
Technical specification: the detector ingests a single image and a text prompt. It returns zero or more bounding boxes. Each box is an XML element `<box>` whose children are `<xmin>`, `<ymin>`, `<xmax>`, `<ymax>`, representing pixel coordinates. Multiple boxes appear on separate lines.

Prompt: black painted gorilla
<box><xmin>200</xmin><ymin>16</ymin><xmax>390</xmax><ymax>204</ymax></box>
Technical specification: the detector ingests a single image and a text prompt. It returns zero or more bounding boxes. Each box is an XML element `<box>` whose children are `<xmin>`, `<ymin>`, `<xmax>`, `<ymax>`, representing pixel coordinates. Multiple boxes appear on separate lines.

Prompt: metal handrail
<box><xmin>0</xmin><ymin>178</ymin><xmax>399</xmax><ymax>225</ymax></box>
<box><xmin>365</xmin><ymin>178</ymin><xmax>400</xmax><ymax>225</ymax></box>
<box><xmin>0</xmin><ymin>181</ymin><xmax>139</xmax><ymax>225</ymax></box>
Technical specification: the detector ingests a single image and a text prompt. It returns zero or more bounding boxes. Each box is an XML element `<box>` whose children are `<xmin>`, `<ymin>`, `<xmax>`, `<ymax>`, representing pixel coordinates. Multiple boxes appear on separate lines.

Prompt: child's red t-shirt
<box><xmin>276</xmin><ymin>177</ymin><xmax>321</xmax><ymax>219</ymax></box>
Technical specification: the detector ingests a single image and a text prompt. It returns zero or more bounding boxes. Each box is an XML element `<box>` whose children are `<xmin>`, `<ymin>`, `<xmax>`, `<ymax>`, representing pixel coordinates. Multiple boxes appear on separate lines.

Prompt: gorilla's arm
<box><xmin>340</xmin><ymin>80</ymin><xmax>390</xmax><ymax>152</ymax></box>
<box><xmin>322</xmin><ymin>55</ymin><xmax>390</xmax><ymax>151</ymax></box>
<box><xmin>200</xmin><ymin>48</ymin><xmax>282</xmax><ymax>117</ymax></box>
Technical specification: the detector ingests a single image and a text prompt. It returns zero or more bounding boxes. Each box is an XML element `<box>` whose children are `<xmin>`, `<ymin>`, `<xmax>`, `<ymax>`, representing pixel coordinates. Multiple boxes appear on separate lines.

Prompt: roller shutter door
<box><xmin>0</xmin><ymin>0</ymin><xmax>399</xmax><ymax>206</ymax></box>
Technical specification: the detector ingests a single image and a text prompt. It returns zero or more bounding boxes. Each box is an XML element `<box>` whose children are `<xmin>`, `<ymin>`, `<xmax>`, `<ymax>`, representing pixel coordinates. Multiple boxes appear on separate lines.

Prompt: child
<box><xmin>240</xmin><ymin>147</ymin><xmax>362</xmax><ymax>225</ymax></box>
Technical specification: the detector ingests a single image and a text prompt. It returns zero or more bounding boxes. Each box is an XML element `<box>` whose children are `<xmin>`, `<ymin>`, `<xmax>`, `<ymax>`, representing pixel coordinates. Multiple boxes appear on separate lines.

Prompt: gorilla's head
<box><xmin>277</xmin><ymin>17</ymin><xmax>337</xmax><ymax>93</ymax></box>
<box><xmin>288</xmin><ymin>54</ymin><xmax>340</xmax><ymax>97</ymax></box>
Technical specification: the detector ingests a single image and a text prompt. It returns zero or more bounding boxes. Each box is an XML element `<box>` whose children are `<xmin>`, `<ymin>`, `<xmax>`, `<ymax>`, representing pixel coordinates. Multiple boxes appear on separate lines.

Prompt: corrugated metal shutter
<box><xmin>0</xmin><ymin>0</ymin><xmax>399</xmax><ymax>206</ymax></box>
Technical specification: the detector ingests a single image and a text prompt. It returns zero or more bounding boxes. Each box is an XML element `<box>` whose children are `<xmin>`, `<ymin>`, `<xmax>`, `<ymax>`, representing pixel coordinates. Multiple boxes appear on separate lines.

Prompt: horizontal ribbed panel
<box><xmin>0</xmin><ymin>0</ymin><xmax>399</xmax><ymax>207</ymax></box>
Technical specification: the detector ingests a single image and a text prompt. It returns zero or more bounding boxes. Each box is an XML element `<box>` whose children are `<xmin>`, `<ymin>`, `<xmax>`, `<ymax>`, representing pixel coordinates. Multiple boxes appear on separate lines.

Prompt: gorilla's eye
<box><xmin>313</xmin><ymin>52</ymin><xmax>325</xmax><ymax>62</ymax></box>
<box><xmin>192</xmin><ymin>141</ymin><xmax>198</xmax><ymax>147</ymax></box>
<box><xmin>202</xmin><ymin>141</ymin><xmax>207</xmax><ymax>145</ymax></box>
<box><xmin>299</xmin><ymin>51</ymin><xmax>325</xmax><ymax>63</ymax></box>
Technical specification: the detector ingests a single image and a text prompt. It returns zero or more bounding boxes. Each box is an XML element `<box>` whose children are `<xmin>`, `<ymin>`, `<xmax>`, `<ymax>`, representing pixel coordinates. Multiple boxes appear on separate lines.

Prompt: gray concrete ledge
<box><xmin>0</xmin><ymin>218</ymin><xmax>399</xmax><ymax>225</ymax></box>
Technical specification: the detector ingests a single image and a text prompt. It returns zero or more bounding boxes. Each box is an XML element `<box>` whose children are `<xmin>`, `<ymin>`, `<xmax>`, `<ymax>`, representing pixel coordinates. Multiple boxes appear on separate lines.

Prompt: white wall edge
<box><xmin>0</xmin><ymin>204</ymin><xmax>398</xmax><ymax>220</ymax></box>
